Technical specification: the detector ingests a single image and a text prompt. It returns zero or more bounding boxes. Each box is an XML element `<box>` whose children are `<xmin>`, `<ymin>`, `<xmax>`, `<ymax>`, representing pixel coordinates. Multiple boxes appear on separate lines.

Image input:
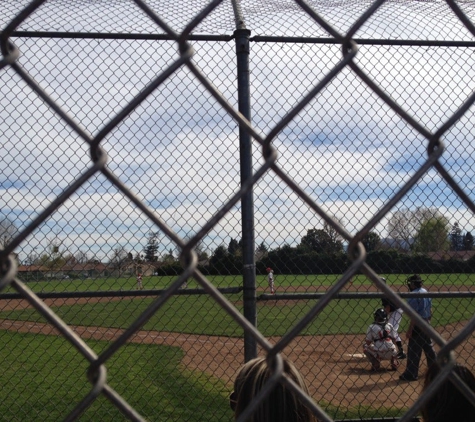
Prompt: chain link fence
<box><xmin>1</xmin><ymin>0</ymin><xmax>475</xmax><ymax>421</ymax></box>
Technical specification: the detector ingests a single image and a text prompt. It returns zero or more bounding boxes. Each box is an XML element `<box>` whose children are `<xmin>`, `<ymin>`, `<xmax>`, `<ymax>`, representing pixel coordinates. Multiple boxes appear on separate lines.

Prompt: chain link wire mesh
<box><xmin>1</xmin><ymin>0</ymin><xmax>475</xmax><ymax>421</ymax></box>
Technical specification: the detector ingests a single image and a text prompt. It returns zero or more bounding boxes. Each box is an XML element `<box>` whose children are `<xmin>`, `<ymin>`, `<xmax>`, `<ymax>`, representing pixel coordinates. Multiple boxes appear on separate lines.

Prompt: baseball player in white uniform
<box><xmin>266</xmin><ymin>267</ymin><xmax>275</xmax><ymax>294</ymax></box>
<box><xmin>136</xmin><ymin>273</ymin><xmax>143</xmax><ymax>290</ymax></box>
<box><xmin>364</xmin><ymin>308</ymin><xmax>399</xmax><ymax>371</ymax></box>
<box><xmin>381</xmin><ymin>277</ymin><xmax>406</xmax><ymax>359</ymax></box>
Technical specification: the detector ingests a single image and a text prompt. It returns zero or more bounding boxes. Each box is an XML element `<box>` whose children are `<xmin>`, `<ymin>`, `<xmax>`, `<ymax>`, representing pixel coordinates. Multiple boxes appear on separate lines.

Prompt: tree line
<box><xmin>157</xmin><ymin>208</ymin><xmax>475</xmax><ymax>276</ymax></box>
<box><xmin>5</xmin><ymin>206</ymin><xmax>474</xmax><ymax>275</ymax></box>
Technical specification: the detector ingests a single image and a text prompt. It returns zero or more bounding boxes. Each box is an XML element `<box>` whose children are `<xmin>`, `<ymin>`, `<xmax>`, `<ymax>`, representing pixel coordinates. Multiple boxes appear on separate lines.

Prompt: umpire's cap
<box><xmin>406</xmin><ymin>274</ymin><xmax>423</xmax><ymax>286</ymax></box>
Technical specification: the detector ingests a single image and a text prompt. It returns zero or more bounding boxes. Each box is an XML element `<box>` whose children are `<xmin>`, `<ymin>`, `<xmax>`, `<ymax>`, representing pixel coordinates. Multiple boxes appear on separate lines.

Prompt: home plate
<box><xmin>346</xmin><ymin>353</ymin><xmax>365</xmax><ymax>358</ymax></box>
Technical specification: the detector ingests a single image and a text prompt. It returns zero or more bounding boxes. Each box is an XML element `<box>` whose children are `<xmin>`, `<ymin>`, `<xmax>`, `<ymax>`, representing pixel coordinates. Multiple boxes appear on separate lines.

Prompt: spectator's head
<box><xmin>230</xmin><ymin>356</ymin><xmax>317</xmax><ymax>422</ymax></box>
<box><xmin>421</xmin><ymin>363</ymin><xmax>475</xmax><ymax>422</ymax></box>
<box><xmin>406</xmin><ymin>274</ymin><xmax>423</xmax><ymax>291</ymax></box>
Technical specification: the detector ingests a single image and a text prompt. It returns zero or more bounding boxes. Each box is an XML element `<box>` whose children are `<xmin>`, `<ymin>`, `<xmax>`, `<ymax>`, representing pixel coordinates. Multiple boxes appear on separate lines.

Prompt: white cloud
<box><xmin>3</xmin><ymin>2</ymin><xmax>475</xmax><ymax>264</ymax></box>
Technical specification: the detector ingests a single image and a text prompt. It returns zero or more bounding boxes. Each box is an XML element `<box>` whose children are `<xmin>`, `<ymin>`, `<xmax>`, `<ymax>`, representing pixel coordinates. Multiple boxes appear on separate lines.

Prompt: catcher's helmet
<box><xmin>374</xmin><ymin>308</ymin><xmax>388</xmax><ymax>325</ymax></box>
<box><xmin>406</xmin><ymin>274</ymin><xmax>423</xmax><ymax>290</ymax></box>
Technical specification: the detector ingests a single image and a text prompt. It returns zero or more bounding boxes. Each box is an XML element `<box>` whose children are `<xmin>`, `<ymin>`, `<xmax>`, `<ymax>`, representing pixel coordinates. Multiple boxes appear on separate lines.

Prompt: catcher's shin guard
<box><xmin>364</xmin><ymin>350</ymin><xmax>380</xmax><ymax>371</ymax></box>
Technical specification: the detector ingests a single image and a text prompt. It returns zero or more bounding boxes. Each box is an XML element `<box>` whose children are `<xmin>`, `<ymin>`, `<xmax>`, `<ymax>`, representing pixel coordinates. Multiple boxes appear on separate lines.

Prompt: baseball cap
<box><xmin>406</xmin><ymin>274</ymin><xmax>423</xmax><ymax>284</ymax></box>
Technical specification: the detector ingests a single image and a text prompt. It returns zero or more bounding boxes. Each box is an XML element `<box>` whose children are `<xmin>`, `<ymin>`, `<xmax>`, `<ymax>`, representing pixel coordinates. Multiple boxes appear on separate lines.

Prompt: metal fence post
<box><xmin>234</xmin><ymin>27</ymin><xmax>257</xmax><ymax>361</ymax></box>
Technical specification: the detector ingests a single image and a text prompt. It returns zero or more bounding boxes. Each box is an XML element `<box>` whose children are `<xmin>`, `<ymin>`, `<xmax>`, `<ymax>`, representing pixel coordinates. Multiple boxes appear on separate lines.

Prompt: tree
<box><xmin>183</xmin><ymin>236</ymin><xmax>208</xmax><ymax>261</ymax></box>
<box><xmin>162</xmin><ymin>248</ymin><xmax>176</xmax><ymax>265</ymax></box>
<box><xmin>237</xmin><ymin>239</ymin><xmax>243</xmax><ymax>256</ymax></box>
<box><xmin>40</xmin><ymin>235</ymin><xmax>66</xmax><ymax>270</ymax></box>
<box><xmin>300</xmin><ymin>228</ymin><xmax>343</xmax><ymax>254</ymax></box>
<box><xmin>256</xmin><ymin>242</ymin><xmax>267</xmax><ymax>254</ymax></box>
<box><xmin>387</xmin><ymin>207</ymin><xmax>447</xmax><ymax>251</ymax></box>
<box><xmin>412</xmin><ymin>216</ymin><xmax>450</xmax><ymax>253</ymax></box>
<box><xmin>323</xmin><ymin>217</ymin><xmax>344</xmax><ymax>250</ymax></box>
<box><xmin>63</xmin><ymin>253</ymin><xmax>77</xmax><ymax>265</ymax></box>
<box><xmin>463</xmin><ymin>232</ymin><xmax>474</xmax><ymax>251</ymax></box>
<box><xmin>209</xmin><ymin>244</ymin><xmax>227</xmax><ymax>268</ymax></box>
<box><xmin>255</xmin><ymin>241</ymin><xmax>268</xmax><ymax>260</ymax></box>
<box><xmin>110</xmin><ymin>246</ymin><xmax>128</xmax><ymax>266</ymax></box>
<box><xmin>211</xmin><ymin>244</ymin><xmax>227</xmax><ymax>261</ymax></box>
<box><xmin>75</xmin><ymin>250</ymin><xmax>90</xmax><ymax>263</ymax></box>
<box><xmin>362</xmin><ymin>231</ymin><xmax>381</xmax><ymax>252</ymax></box>
<box><xmin>0</xmin><ymin>214</ymin><xmax>18</xmax><ymax>249</ymax></box>
<box><xmin>450</xmin><ymin>222</ymin><xmax>463</xmax><ymax>251</ymax></box>
<box><xmin>195</xmin><ymin>239</ymin><xmax>209</xmax><ymax>261</ymax></box>
<box><xmin>144</xmin><ymin>231</ymin><xmax>159</xmax><ymax>262</ymax></box>
<box><xmin>228</xmin><ymin>238</ymin><xmax>240</xmax><ymax>256</ymax></box>
<box><xmin>24</xmin><ymin>248</ymin><xmax>41</xmax><ymax>265</ymax></box>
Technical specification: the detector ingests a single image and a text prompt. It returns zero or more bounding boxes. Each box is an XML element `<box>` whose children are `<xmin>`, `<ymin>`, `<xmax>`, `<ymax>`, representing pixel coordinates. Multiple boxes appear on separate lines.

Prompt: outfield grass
<box><xmin>0</xmin><ymin>330</ymin><xmax>410</xmax><ymax>421</ymax></box>
<box><xmin>7</xmin><ymin>272</ymin><xmax>475</xmax><ymax>294</ymax></box>
<box><xmin>1</xmin><ymin>293</ymin><xmax>473</xmax><ymax>337</ymax></box>
<box><xmin>8</xmin><ymin>274</ymin><xmax>475</xmax><ymax>293</ymax></box>
<box><xmin>2</xmin><ymin>274</ymin><xmax>473</xmax><ymax>337</ymax></box>
<box><xmin>0</xmin><ymin>331</ymin><xmax>230</xmax><ymax>421</ymax></box>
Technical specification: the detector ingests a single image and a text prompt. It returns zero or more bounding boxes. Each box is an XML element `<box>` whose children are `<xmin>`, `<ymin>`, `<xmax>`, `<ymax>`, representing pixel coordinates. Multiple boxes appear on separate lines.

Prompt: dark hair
<box><xmin>407</xmin><ymin>274</ymin><xmax>423</xmax><ymax>284</ymax></box>
<box><xmin>406</xmin><ymin>274</ymin><xmax>423</xmax><ymax>291</ymax></box>
<box><xmin>421</xmin><ymin>363</ymin><xmax>475</xmax><ymax>422</ymax></box>
<box><xmin>232</xmin><ymin>356</ymin><xmax>318</xmax><ymax>422</ymax></box>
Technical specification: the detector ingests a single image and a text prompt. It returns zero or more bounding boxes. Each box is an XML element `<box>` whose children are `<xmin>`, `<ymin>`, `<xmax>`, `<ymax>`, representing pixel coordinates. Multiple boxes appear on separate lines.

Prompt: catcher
<box><xmin>363</xmin><ymin>308</ymin><xmax>399</xmax><ymax>372</ymax></box>
<box><xmin>381</xmin><ymin>277</ymin><xmax>406</xmax><ymax>359</ymax></box>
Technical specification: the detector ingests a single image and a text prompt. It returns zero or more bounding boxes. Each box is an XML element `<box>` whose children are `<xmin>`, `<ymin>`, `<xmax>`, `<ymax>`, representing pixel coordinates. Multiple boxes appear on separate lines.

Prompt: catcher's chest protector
<box><xmin>371</xmin><ymin>324</ymin><xmax>391</xmax><ymax>342</ymax></box>
<box><xmin>377</xmin><ymin>324</ymin><xmax>391</xmax><ymax>341</ymax></box>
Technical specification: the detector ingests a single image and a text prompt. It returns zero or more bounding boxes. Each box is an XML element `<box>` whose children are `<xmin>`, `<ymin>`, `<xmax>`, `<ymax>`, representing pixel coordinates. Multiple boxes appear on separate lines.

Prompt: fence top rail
<box><xmin>259</xmin><ymin>291</ymin><xmax>475</xmax><ymax>300</ymax></box>
<box><xmin>5</xmin><ymin>31</ymin><xmax>475</xmax><ymax>48</ymax></box>
<box><xmin>0</xmin><ymin>289</ymin><xmax>472</xmax><ymax>301</ymax></box>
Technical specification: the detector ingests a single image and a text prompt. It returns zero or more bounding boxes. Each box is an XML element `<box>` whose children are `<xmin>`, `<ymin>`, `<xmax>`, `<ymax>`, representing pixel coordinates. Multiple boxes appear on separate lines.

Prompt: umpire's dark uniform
<box><xmin>399</xmin><ymin>275</ymin><xmax>436</xmax><ymax>381</ymax></box>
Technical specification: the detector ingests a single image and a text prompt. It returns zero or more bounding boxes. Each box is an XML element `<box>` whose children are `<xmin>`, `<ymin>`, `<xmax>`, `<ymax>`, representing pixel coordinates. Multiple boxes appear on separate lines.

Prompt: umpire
<box><xmin>399</xmin><ymin>274</ymin><xmax>437</xmax><ymax>382</ymax></box>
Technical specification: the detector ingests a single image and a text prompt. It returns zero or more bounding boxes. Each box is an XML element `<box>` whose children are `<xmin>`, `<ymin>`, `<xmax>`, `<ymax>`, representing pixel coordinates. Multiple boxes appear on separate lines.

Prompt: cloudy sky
<box><xmin>1</xmin><ymin>0</ymin><xmax>475</xmax><ymax>262</ymax></box>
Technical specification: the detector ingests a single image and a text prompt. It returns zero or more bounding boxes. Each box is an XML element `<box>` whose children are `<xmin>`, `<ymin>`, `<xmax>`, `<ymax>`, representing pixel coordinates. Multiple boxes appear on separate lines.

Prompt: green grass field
<box><xmin>0</xmin><ymin>331</ymin><xmax>230</xmax><ymax>421</ymax></box>
<box><xmin>2</xmin><ymin>273</ymin><xmax>474</xmax><ymax>421</ymax></box>
<box><xmin>2</xmin><ymin>273</ymin><xmax>475</xmax><ymax>337</ymax></box>
<box><xmin>1</xmin><ymin>296</ymin><xmax>473</xmax><ymax>337</ymax></box>
<box><xmin>2</xmin><ymin>280</ymin><xmax>474</xmax><ymax>337</ymax></box>
<box><xmin>4</xmin><ymin>272</ymin><xmax>475</xmax><ymax>294</ymax></box>
<box><xmin>0</xmin><ymin>331</ymin><xmax>408</xmax><ymax>421</ymax></box>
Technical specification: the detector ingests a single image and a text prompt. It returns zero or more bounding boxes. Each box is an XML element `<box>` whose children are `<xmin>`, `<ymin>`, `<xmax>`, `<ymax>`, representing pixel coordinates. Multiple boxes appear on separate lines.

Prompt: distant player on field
<box><xmin>266</xmin><ymin>267</ymin><xmax>275</xmax><ymax>294</ymax></box>
<box><xmin>136</xmin><ymin>273</ymin><xmax>143</xmax><ymax>290</ymax></box>
<box><xmin>363</xmin><ymin>308</ymin><xmax>399</xmax><ymax>372</ymax></box>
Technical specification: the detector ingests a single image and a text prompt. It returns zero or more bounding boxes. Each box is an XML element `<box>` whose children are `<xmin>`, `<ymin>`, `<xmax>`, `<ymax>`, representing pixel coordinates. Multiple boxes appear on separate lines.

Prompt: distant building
<box><xmin>17</xmin><ymin>262</ymin><xmax>109</xmax><ymax>280</ymax></box>
<box><xmin>17</xmin><ymin>264</ymin><xmax>50</xmax><ymax>281</ymax></box>
<box><xmin>60</xmin><ymin>262</ymin><xmax>109</xmax><ymax>278</ymax></box>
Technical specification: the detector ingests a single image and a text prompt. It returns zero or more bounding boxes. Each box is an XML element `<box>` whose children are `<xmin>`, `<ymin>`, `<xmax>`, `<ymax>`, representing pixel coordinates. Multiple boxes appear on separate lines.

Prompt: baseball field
<box><xmin>1</xmin><ymin>273</ymin><xmax>474</xmax><ymax>421</ymax></box>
